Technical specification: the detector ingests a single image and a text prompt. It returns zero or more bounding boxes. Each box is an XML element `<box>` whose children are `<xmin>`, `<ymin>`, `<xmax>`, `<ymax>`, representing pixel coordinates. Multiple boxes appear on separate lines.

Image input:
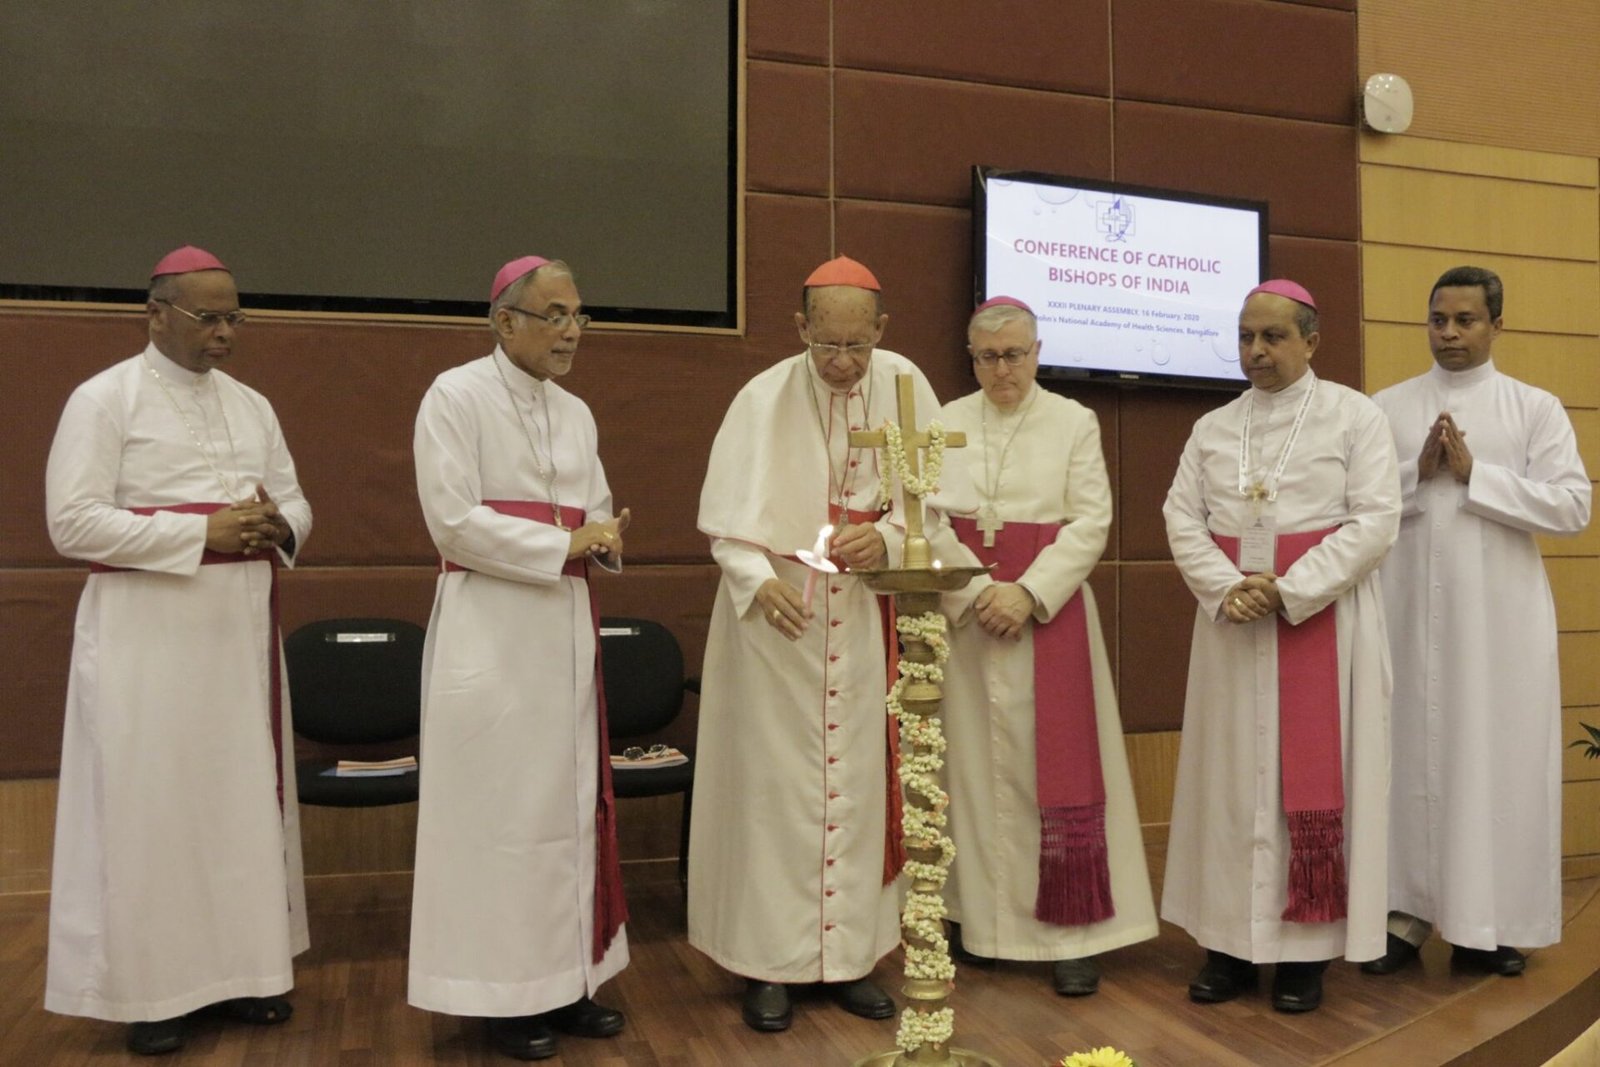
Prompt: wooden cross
<box><xmin>849</xmin><ymin>374</ymin><xmax>966</xmax><ymax>568</ymax></box>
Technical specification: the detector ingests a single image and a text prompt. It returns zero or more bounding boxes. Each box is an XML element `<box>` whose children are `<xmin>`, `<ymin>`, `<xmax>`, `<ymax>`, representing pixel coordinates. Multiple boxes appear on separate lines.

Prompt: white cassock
<box><xmin>690</xmin><ymin>350</ymin><xmax>933</xmax><ymax>983</ymax></box>
<box><xmin>931</xmin><ymin>386</ymin><xmax>1158</xmax><ymax>960</ymax></box>
<box><xmin>1372</xmin><ymin>359</ymin><xmax>1591</xmax><ymax>950</ymax></box>
<box><xmin>409</xmin><ymin>347</ymin><xmax>627</xmax><ymax>1017</ymax></box>
<box><xmin>44</xmin><ymin>343</ymin><xmax>311</xmax><ymax>1022</ymax></box>
<box><xmin>1161</xmin><ymin>371</ymin><xmax>1399</xmax><ymax>963</ymax></box>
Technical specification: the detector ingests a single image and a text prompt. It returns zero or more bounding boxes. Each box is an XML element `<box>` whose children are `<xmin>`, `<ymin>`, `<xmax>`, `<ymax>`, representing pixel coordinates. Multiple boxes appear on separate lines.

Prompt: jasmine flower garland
<box><xmin>879</xmin><ymin>420</ymin><xmax>947</xmax><ymax>508</ymax></box>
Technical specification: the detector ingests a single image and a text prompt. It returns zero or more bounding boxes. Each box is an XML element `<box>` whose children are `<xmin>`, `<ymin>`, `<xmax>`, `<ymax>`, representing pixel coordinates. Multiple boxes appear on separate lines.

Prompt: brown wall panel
<box><xmin>746</xmin><ymin>0</ymin><xmax>830</xmax><ymax>65</ymax></box>
<box><xmin>3</xmin><ymin>313</ymin><xmax>148</xmax><ymax>565</ymax></box>
<box><xmin>1116</xmin><ymin>389</ymin><xmax>1231</xmax><ymax>561</ymax></box>
<box><xmin>835</xmin><ymin>70</ymin><xmax>1112</xmax><ymax>207</ymax></box>
<box><xmin>1113</xmin><ymin>101</ymin><xmax>1358</xmax><ymax>242</ymax></box>
<box><xmin>833</xmin><ymin>199</ymin><xmax>973</xmax><ymax>402</ymax></box>
<box><xmin>834</xmin><ymin>0</ymin><xmax>1109</xmax><ymax>95</ymax></box>
<box><xmin>1116</xmin><ymin>562</ymin><xmax>1194</xmax><ymax>733</ymax></box>
<box><xmin>1266</xmin><ymin>235</ymin><xmax>1362</xmax><ymax>388</ymax></box>
<box><xmin>0</xmin><ymin>570</ymin><xmax>81</xmax><ymax>777</ymax></box>
<box><xmin>747</xmin><ymin>61</ymin><xmax>832</xmax><ymax>197</ymax></box>
<box><xmin>1113</xmin><ymin>0</ymin><xmax>1355</xmax><ymax>124</ymax></box>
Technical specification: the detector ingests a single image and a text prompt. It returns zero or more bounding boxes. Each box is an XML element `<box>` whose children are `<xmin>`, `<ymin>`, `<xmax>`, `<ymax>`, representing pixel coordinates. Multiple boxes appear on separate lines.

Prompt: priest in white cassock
<box><xmin>1162</xmin><ymin>279</ymin><xmax>1399</xmax><ymax>1014</ymax></box>
<box><xmin>930</xmin><ymin>297</ymin><xmax>1157</xmax><ymax>998</ymax></box>
<box><xmin>44</xmin><ymin>246</ymin><xmax>311</xmax><ymax>1056</ymax></box>
<box><xmin>691</xmin><ymin>255</ymin><xmax>933</xmax><ymax>1032</ymax></box>
<box><xmin>1361</xmin><ymin>266</ymin><xmax>1592</xmax><ymax>981</ymax></box>
<box><xmin>409</xmin><ymin>256</ymin><xmax>631</xmax><ymax>1063</ymax></box>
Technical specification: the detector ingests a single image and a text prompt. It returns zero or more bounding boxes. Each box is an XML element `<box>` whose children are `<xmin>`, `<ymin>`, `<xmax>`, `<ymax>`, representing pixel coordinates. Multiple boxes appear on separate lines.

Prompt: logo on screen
<box><xmin>1094</xmin><ymin>196</ymin><xmax>1135</xmax><ymax>243</ymax></box>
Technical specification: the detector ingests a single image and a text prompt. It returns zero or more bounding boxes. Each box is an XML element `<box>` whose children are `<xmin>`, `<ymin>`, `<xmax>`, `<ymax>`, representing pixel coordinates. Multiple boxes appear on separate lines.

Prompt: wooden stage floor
<box><xmin>3</xmin><ymin>859</ymin><xmax>1597</xmax><ymax>1067</ymax></box>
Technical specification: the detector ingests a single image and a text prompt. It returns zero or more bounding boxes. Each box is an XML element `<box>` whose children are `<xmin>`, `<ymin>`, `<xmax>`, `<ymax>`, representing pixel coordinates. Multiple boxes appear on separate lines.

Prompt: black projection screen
<box><xmin>0</xmin><ymin>2</ymin><xmax>737</xmax><ymax>328</ymax></box>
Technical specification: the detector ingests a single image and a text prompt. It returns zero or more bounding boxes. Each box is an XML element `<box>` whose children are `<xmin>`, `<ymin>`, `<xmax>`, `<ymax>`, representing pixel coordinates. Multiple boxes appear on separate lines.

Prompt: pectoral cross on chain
<box><xmin>976</xmin><ymin>507</ymin><xmax>1003</xmax><ymax>548</ymax></box>
<box><xmin>849</xmin><ymin>374</ymin><xmax>966</xmax><ymax>570</ymax></box>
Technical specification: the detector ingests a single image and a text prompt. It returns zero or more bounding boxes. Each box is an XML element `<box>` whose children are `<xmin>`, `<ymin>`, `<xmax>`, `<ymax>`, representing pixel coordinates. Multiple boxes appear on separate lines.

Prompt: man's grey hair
<box><xmin>967</xmin><ymin>303</ymin><xmax>1037</xmax><ymax>344</ymax></box>
<box><xmin>489</xmin><ymin>259</ymin><xmax>575</xmax><ymax>327</ymax></box>
<box><xmin>1291</xmin><ymin>302</ymin><xmax>1319</xmax><ymax>339</ymax></box>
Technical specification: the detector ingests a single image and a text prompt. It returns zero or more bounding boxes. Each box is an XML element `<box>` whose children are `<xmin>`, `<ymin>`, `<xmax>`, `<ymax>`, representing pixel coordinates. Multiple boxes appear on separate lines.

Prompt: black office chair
<box><xmin>286</xmin><ymin>617</ymin><xmax>425</xmax><ymax>807</ymax></box>
<box><xmin>600</xmin><ymin>616</ymin><xmax>699</xmax><ymax>885</ymax></box>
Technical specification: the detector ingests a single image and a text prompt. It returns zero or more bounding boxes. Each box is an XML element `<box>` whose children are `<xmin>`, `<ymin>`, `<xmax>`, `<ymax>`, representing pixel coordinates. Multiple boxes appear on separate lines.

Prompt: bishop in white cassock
<box><xmin>690</xmin><ymin>256</ymin><xmax>927</xmax><ymax>1032</ymax></box>
<box><xmin>44</xmin><ymin>247</ymin><xmax>310</xmax><ymax>1057</ymax></box>
<box><xmin>1364</xmin><ymin>267</ymin><xmax>1592</xmax><ymax>979</ymax></box>
<box><xmin>930</xmin><ymin>298</ymin><xmax>1156</xmax><ymax>997</ymax></box>
<box><xmin>409</xmin><ymin>257</ymin><xmax>630</xmax><ymax>1063</ymax></box>
<box><xmin>1162</xmin><ymin>280</ymin><xmax>1399</xmax><ymax>1015</ymax></box>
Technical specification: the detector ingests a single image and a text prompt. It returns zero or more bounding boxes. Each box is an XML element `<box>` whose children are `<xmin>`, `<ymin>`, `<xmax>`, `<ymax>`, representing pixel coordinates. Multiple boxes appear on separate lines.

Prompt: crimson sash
<box><xmin>1213</xmin><ymin>527</ymin><xmax>1346</xmax><ymax>923</ymax></box>
<box><xmin>442</xmin><ymin>499</ymin><xmax>628</xmax><ymax>963</ymax></box>
<box><xmin>90</xmin><ymin>502</ymin><xmax>285</xmax><ymax>810</ymax></box>
<box><xmin>951</xmin><ymin>516</ymin><xmax>1113</xmax><ymax>926</ymax></box>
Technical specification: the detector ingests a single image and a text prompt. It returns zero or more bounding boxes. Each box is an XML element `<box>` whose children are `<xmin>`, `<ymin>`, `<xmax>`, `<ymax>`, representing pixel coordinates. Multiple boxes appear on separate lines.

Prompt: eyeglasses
<box><xmin>156</xmin><ymin>299</ymin><xmax>246</xmax><ymax>329</ymax></box>
<box><xmin>507</xmin><ymin>306</ymin><xmax>591</xmax><ymax>331</ymax></box>
<box><xmin>971</xmin><ymin>347</ymin><xmax>1032</xmax><ymax>368</ymax></box>
<box><xmin>808</xmin><ymin>341</ymin><xmax>875</xmax><ymax>358</ymax></box>
<box><xmin>621</xmin><ymin>744</ymin><xmax>671</xmax><ymax>760</ymax></box>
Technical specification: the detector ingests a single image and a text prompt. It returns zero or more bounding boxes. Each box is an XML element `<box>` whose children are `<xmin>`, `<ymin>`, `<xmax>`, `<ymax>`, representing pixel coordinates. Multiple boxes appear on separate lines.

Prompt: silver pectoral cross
<box><xmin>977</xmin><ymin>506</ymin><xmax>1003</xmax><ymax>548</ymax></box>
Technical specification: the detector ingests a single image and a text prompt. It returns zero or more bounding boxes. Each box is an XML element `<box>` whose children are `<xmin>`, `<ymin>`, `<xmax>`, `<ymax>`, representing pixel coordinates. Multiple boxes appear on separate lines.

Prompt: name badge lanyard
<box><xmin>1238</xmin><ymin>378</ymin><xmax>1318</xmax><ymax>508</ymax></box>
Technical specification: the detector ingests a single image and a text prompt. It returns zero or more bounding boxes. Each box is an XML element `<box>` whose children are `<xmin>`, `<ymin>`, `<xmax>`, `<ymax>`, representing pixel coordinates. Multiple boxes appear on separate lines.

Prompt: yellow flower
<box><xmin>1060</xmin><ymin>1048</ymin><xmax>1136</xmax><ymax>1067</ymax></box>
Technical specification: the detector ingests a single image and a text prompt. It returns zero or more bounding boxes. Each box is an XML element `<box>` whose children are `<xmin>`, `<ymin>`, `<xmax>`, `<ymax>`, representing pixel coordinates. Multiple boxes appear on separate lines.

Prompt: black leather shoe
<box><xmin>1452</xmin><ymin>944</ymin><xmax>1526</xmax><ymax>976</ymax></box>
<box><xmin>741</xmin><ymin>981</ymin><xmax>792</xmax><ymax>1032</ymax></box>
<box><xmin>543</xmin><ymin>996</ymin><xmax>625</xmax><ymax>1038</ymax></box>
<box><xmin>126</xmin><ymin>1018</ymin><xmax>186</xmax><ymax>1056</ymax></box>
<box><xmin>1271</xmin><ymin>960</ymin><xmax>1328</xmax><ymax>1013</ymax></box>
<box><xmin>487</xmin><ymin>1016</ymin><xmax>558</xmax><ymax>1061</ymax></box>
<box><xmin>1188</xmin><ymin>951</ymin><xmax>1258</xmax><ymax>1003</ymax></box>
<box><xmin>947</xmin><ymin>921</ymin><xmax>996</xmax><ymax>966</ymax></box>
<box><xmin>828</xmin><ymin>977</ymin><xmax>896</xmax><ymax>1019</ymax></box>
<box><xmin>1360</xmin><ymin>933</ymin><xmax>1421</xmax><ymax>975</ymax></box>
<box><xmin>1052</xmin><ymin>957</ymin><xmax>1100</xmax><ymax>996</ymax></box>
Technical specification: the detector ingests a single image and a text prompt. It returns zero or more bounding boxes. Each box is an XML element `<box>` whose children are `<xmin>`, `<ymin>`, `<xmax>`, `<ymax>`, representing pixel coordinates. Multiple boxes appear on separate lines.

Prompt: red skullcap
<box><xmin>803</xmin><ymin>255</ymin><xmax>881</xmax><ymax>291</ymax></box>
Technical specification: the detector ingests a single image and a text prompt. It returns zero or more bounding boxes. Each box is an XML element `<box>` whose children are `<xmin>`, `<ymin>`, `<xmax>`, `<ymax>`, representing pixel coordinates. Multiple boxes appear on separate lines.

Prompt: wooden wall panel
<box><xmin>834</xmin><ymin>70</ymin><xmax>1111</xmax><ymax>207</ymax></box>
<box><xmin>746</xmin><ymin>0</ymin><xmax>829</xmax><ymax>65</ymax></box>
<box><xmin>1563</xmin><ymin>707</ymin><xmax>1600</xmax><ymax>783</ymax></box>
<box><xmin>1114</xmin><ymin>0</ymin><xmax>1355</xmax><ymax>123</ymax></box>
<box><xmin>1361</xmin><ymin>168</ymin><xmax>1600</xmax><ymax>261</ymax></box>
<box><xmin>1114</xmin><ymin>102</ymin><xmax>1359</xmax><ymax>241</ymax></box>
<box><xmin>1562</xmin><ymin>633</ymin><xmax>1600</xmax><ymax>707</ymax></box>
<box><xmin>834</xmin><ymin>0</ymin><xmax>1110</xmax><ymax>95</ymax></box>
<box><xmin>1548</xmin><ymin>558</ymin><xmax>1600</xmax><ymax>632</ymax></box>
<box><xmin>1116</xmin><ymin>563</ymin><xmax>1194</xmax><ymax>733</ymax></box>
<box><xmin>1562</xmin><ymin>780</ymin><xmax>1600</xmax><ymax>858</ymax></box>
<box><xmin>1360</xmin><ymin>133</ymin><xmax>1599</xmax><ymax>187</ymax></box>
<box><xmin>1360</xmin><ymin>2</ymin><xmax>1600</xmax><ymax>158</ymax></box>
<box><xmin>1362</xmin><ymin>246</ymin><xmax>1600</xmax><ymax>336</ymax></box>
<box><xmin>746</xmin><ymin>61</ymin><xmax>831</xmax><ymax>197</ymax></box>
<box><xmin>1365</xmin><ymin>323</ymin><xmax>1600</xmax><ymax>405</ymax></box>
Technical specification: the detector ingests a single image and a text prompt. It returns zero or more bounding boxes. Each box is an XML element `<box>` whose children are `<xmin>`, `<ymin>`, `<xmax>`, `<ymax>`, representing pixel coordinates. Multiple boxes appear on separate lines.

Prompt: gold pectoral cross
<box><xmin>976</xmin><ymin>507</ymin><xmax>1003</xmax><ymax>548</ymax></box>
<box><xmin>1246</xmin><ymin>481</ymin><xmax>1269</xmax><ymax>503</ymax></box>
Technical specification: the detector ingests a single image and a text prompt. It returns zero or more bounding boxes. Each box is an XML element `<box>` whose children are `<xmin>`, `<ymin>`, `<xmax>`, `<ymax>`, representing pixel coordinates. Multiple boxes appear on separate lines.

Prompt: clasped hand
<box><xmin>205</xmin><ymin>486</ymin><xmax>292</xmax><ymax>555</ymax></box>
<box><xmin>1223</xmin><ymin>573</ymin><xmax>1282</xmax><ymax>624</ymax></box>
<box><xmin>1418</xmin><ymin>411</ymin><xmax>1472</xmax><ymax>483</ymax></box>
<box><xmin>974</xmin><ymin>582</ymin><xmax>1035</xmax><ymax>641</ymax></box>
<box><xmin>568</xmin><ymin>507</ymin><xmax>631</xmax><ymax>564</ymax></box>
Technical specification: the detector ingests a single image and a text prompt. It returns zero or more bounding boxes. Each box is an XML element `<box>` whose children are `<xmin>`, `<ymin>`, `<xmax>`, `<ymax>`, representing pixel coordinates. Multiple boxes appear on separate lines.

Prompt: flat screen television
<box><xmin>973</xmin><ymin>166</ymin><xmax>1268</xmax><ymax>389</ymax></box>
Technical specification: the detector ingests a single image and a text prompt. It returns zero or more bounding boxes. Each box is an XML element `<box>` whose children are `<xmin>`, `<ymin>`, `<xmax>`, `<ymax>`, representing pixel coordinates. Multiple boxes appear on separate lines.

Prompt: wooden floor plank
<box><xmin>1</xmin><ymin>866</ymin><xmax>1595</xmax><ymax>1066</ymax></box>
